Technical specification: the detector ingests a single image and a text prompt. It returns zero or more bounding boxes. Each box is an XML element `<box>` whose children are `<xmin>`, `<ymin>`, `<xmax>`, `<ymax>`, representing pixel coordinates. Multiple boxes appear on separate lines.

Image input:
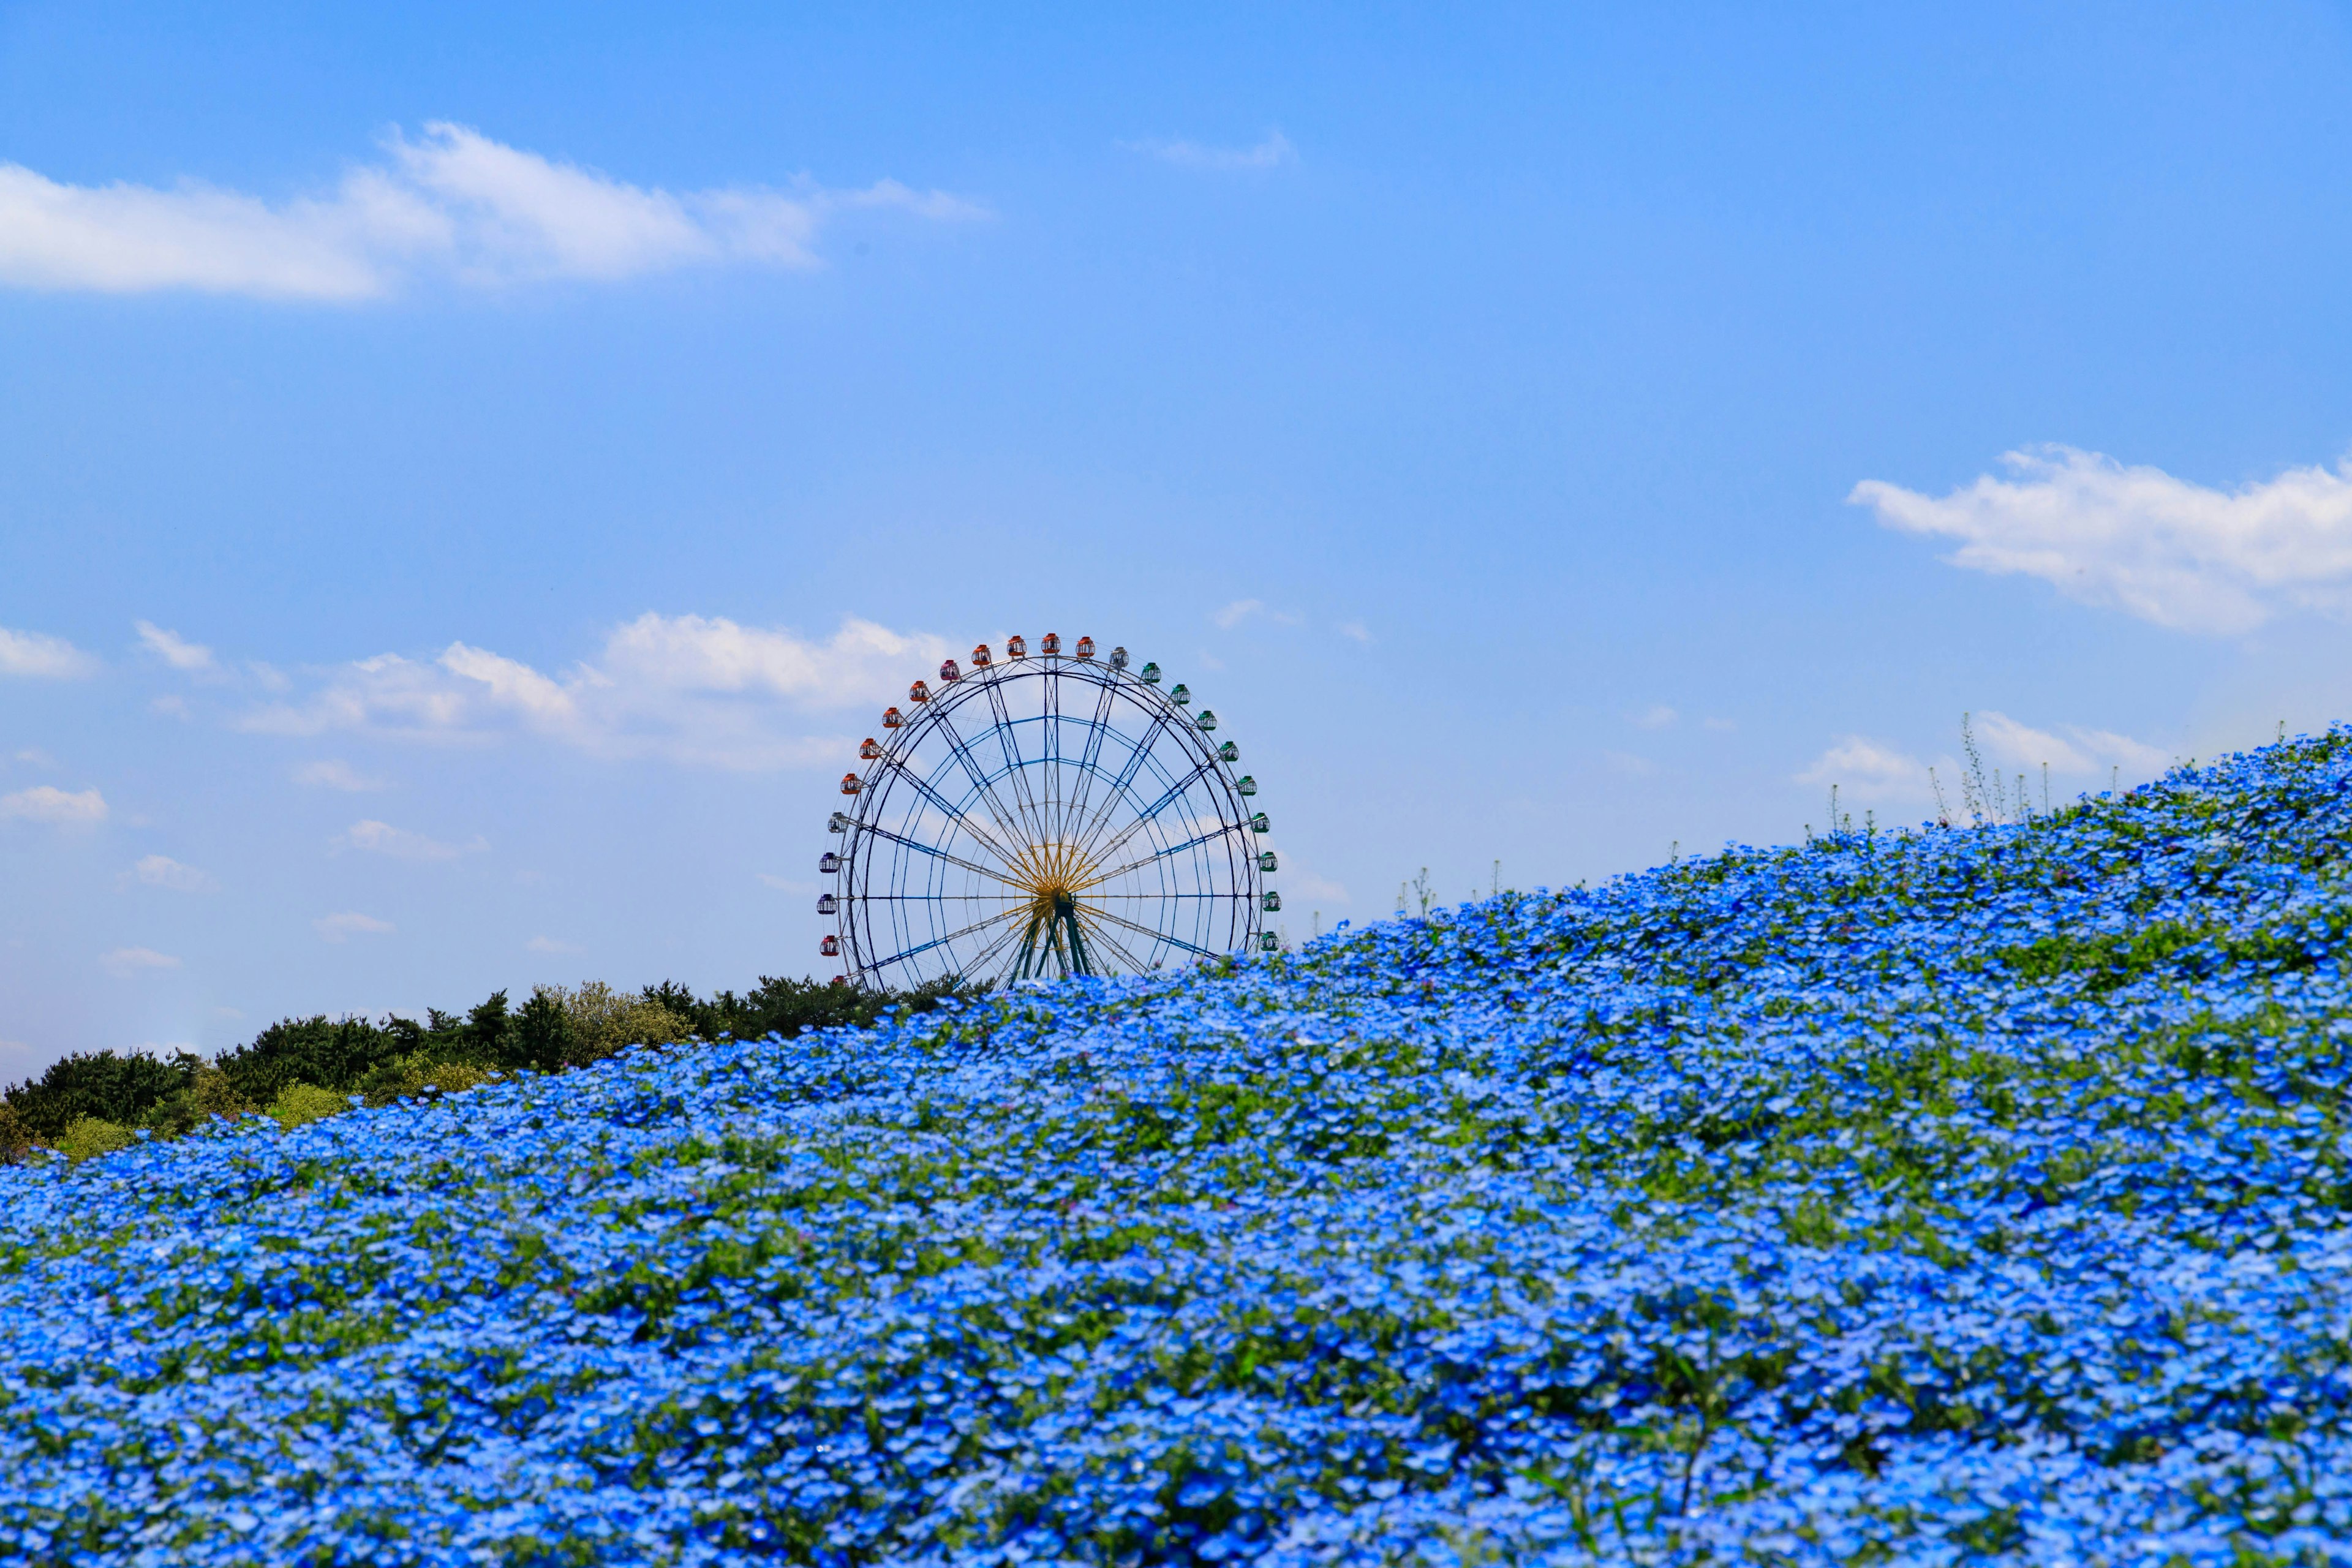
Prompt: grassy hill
<box><xmin>6</xmin><ymin>733</ymin><xmax>2352</xmax><ymax>1563</ymax></box>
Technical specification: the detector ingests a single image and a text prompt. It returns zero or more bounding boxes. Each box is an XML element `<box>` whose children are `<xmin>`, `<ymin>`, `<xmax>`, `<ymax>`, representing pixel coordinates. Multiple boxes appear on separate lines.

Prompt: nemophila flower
<box><xmin>11</xmin><ymin>736</ymin><xmax>2352</xmax><ymax>1561</ymax></box>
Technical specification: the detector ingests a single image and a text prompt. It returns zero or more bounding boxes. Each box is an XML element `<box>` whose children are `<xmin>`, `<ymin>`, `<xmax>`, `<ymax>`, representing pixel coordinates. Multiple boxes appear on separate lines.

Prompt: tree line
<box><xmin>1</xmin><ymin>974</ymin><xmax>954</xmax><ymax>1160</ymax></box>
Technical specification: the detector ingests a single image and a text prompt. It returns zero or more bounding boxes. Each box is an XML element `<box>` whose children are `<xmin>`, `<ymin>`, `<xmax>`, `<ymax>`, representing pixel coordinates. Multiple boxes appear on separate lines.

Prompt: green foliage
<box><xmin>4</xmin><ymin>971</ymin><xmax>966</xmax><ymax>1163</ymax></box>
<box><xmin>354</xmin><ymin>1057</ymin><xmax>505</xmax><ymax>1110</ymax></box>
<box><xmin>55</xmin><ymin>1115</ymin><xmax>137</xmax><ymax>1161</ymax></box>
<box><xmin>670</xmin><ymin>973</ymin><xmax>965</xmax><ymax>1042</ymax></box>
<box><xmin>2</xmin><ymin>1047</ymin><xmax>198</xmax><ymax>1139</ymax></box>
<box><xmin>542</xmin><ymin>982</ymin><xmax>685</xmax><ymax>1065</ymax></box>
<box><xmin>268</xmin><ymin>1083</ymin><xmax>350</xmax><ymax>1130</ymax></box>
<box><xmin>216</xmin><ymin>1015</ymin><xmax>407</xmax><ymax>1106</ymax></box>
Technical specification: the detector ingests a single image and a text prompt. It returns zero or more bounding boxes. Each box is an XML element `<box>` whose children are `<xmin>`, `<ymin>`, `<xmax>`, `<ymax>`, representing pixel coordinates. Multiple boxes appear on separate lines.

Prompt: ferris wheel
<box><xmin>816</xmin><ymin>633</ymin><xmax>1276</xmax><ymax>990</ymax></box>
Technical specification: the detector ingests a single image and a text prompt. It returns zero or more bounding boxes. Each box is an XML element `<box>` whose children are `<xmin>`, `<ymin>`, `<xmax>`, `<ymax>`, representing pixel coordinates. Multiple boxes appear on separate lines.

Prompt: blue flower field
<box><xmin>8</xmin><ymin>733</ymin><xmax>2352</xmax><ymax>1564</ymax></box>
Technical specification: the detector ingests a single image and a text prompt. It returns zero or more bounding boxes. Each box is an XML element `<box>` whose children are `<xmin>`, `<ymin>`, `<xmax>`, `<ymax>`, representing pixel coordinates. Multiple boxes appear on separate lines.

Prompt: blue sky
<box><xmin>7</xmin><ymin>1</ymin><xmax>2352</xmax><ymax>1073</ymax></box>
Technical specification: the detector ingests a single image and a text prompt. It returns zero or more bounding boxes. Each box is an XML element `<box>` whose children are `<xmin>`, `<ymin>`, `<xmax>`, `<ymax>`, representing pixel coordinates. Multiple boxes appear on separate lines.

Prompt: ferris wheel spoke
<box><xmin>1066</xmin><ymin>703</ymin><xmax>1191</xmax><ymax>861</ymax></box>
<box><xmin>1055</xmin><ymin>676</ymin><xmax>1119</xmax><ymax>843</ymax></box>
<box><xmin>980</xmin><ymin>676</ymin><xmax>1054</xmax><ymax>851</ymax></box>
<box><xmin>1077</xmin><ymin>901</ymin><xmax>1226</xmax><ymax>962</ymax></box>
<box><xmin>864</xmin><ymin>904</ymin><xmax>1024</xmax><ymax>976</ymax></box>
<box><xmin>961</xmin><ymin>909</ymin><xmax>1036</xmax><ymax>987</ymax></box>
<box><xmin>874</xmin><ymin>759</ymin><xmax>1026</xmax><ymax>874</ymax></box>
<box><xmin>1069</xmin><ymin>910</ymin><xmax>1153</xmax><ymax>975</ymax></box>
<box><xmin>1079</xmin><ymin>756</ymin><xmax>1222</xmax><ymax>868</ymax></box>
<box><xmin>854</xmin><ymin>821</ymin><xmax>1024</xmax><ymax>886</ymax></box>
<box><xmin>1080</xmin><ymin>819</ymin><xmax>1247</xmax><ymax>889</ymax></box>
<box><xmin>916</xmin><ymin>718</ymin><xmax>1038</xmax><ymax>865</ymax></box>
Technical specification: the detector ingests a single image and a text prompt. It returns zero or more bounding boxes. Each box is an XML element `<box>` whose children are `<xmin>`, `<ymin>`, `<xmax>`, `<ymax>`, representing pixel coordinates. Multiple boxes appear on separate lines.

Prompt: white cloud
<box><xmin>0</xmin><ymin>627</ymin><xmax>96</xmax><ymax>679</ymax></box>
<box><xmin>151</xmin><ymin>695</ymin><xmax>191</xmax><ymax>719</ymax></box>
<box><xmin>13</xmin><ymin>748</ymin><xmax>57</xmax><ymax>767</ymax></box>
<box><xmin>1602</xmin><ymin>750</ymin><xmax>1657</xmax><ymax>777</ymax></box>
<box><xmin>524</xmin><ymin>935</ymin><xmax>578</xmax><ymax>954</ymax></box>
<box><xmin>293</xmin><ymin>759</ymin><xmax>388</xmax><ymax>791</ymax></box>
<box><xmin>0</xmin><ymin>122</ymin><xmax>984</xmax><ymax>301</ymax></box>
<box><xmin>135</xmin><ymin>620</ymin><xmax>215</xmax><ymax>672</ymax></box>
<box><xmin>758</xmin><ymin>874</ymin><xmax>817</xmax><ymax>893</ymax></box>
<box><xmin>102</xmin><ymin>946</ymin><xmax>180</xmax><ymax>975</ymax></box>
<box><xmin>1796</xmin><ymin>737</ymin><xmax>1936</xmax><ymax>804</ymax></box>
<box><xmin>1972</xmin><ymin>710</ymin><xmax>2169</xmax><ymax>777</ymax></box>
<box><xmin>1214</xmin><ymin>598</ymin><xmax>1265</xmax><ymax>629</ymax></box>
<box><xmin>242</xmin><ymin>613</ymin><xmax>954</xmax><ymax>771</ymax></box>
<box><xmin>1335</xmin><ymin>621</ymin><xmax>1373</xmax><ymax>644</ymax></box>
<box><xmin>1124</xmin><ymin>130</ymin><xmax>1296</xmax><ymax>170</ymax></box>
<box><xmin>334</xmin><ymin>819</ymin><xmax>480</xmax><ymax>861</ymax></box>
<box><xmin>1799</xmin><ymin>717</ymin><xmax>2169</xmax><ymax>815</ymax></box>
<box><xmin>0</xmin><ymin>785</ymin><xmax>108</xmax><ymax>825</ymax></box>
<box><xmin>129</xmin><ymin>854</ymin><xmax>213</xmax><ymax>892</ymax></box>
<box><xmin>1632</xmin><ymin>705</ymin><xmax>1678</xmax><ymax>730</ymax></box>
<box><xmin>1853</xmin><ymin>445</ymin><xmax>2352</xmax><ymax>635</ymax></box>
<box><xmin>316</xmin><ymin>911</ymin><xmax>394</xmax><ymax>943</ymax></box>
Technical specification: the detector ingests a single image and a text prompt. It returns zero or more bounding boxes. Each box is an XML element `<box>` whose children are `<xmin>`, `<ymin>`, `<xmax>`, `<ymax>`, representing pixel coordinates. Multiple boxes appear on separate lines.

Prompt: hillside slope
<box><xmin>7</xmin><ymin>735</ymin><xmax>2352</xmax><ymax>1564</ymax></box>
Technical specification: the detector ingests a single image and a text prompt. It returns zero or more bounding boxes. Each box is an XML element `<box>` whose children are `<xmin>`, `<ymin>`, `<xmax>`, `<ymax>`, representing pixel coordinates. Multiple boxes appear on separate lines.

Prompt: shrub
<box><xmin>356</xmin><ymin>1057</ymin><xmax>504</xmax><ymax>1110</ymax></box>
<box><xmin>217</xmin><ymin>1016</ymin><xmax>404</xmax><ymax>1104</ymax></box>
<box><xmin>550</xmin><ymin>981</ymin><xmax>687</xmax><ymax>1064</ymax></box>
<box><xmin>0</xmin><ymin>1104</ymin><xmax>31</xmax><ymax>1164</ymax></box>
<box><xmin>4</xmin><ymin>1048</ymin><xmax>196</xmax><ymax>1139</ymax></box>
<box><xmin>267</xmin><ymin>1083</ymin><xmax>349</xmax><ymax>1130</ymax></box>
<box><xmin>190</xmin><ymin>1064</ymin><xmax>254</xmax><ymax>1121</ymax></box>
<box><xmin>53</xmin><ymin>1116</ymin><xmax>135</xmax><ymax>1162</ymax></box>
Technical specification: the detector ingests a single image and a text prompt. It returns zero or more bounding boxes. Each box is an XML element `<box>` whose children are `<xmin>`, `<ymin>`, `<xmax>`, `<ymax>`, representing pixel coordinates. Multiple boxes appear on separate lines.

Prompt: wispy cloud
<box><xmin>1972</xmin><ymin>711</ymin><xmax>2169</xmax><ymax>777</ymax></box>
<box><xmin>1335</xmin><ymin>621</ymin><xmax>1373</xmax><ymax>644</ymax></box>
<box><xmin>0</xmin><ymin>123</ymin><xmax>984</xmax><ymax>301</ymax></box>
<box><xmin>1853</xmin><ymin>445</ymin><xmax>2352</xmax><ymax>635</ymax></box>
<box><xmin>293</xmin><ymin>759</ymin><xmax>388</xmax><ymax>791</ymax></box>
<box><xmin>128</xmin><ymin>854</ymin><xmax>213</xmax><ymax>892</ymax></box>
<box><xmin>0</xmin><ymin>627</ymin><xmax>97</xmax><ymax>679</ymax></box>
<box><xmin>316</xmin><ymin>911</ymin><xmax>394</xmax><ymax>943</ymax></box>
<box><xmin>524</xmin><ymin>935</ymin><xmax>578</xmax><ymax>954</ymax></box>
<box><xmin>1797</xmin><ymin>713</ymin><xmax>2168</xmax><ymax>810</ymax></box>
<box><xmin>135</xmin><ymin>620</ymin><xmax>215</xmax><ymax>673</ymax></box>
<box><xmin>0</xmin><ymin>785</ymin><xmax>108</xmax><ymax>826</ymax></box>
<box><xmin>1213</xmin><ymin>598</ymin><xmax>1266</xmax><ymax>629</ymax></box>
<box><xmin>102</xmin><ymin>946</ymin><xmax>180</xmax><ymax>975</ymax></box>
<box><xmin>1123</xmin><ymin>130</ymin><xmax>1296</xmax><ymax>171</ymax></box>
<box><xmin>1796</xmin><ymin>737</ymin><xmax>1937</xmax><ymax>804</ymax></box>
<box><xmin>242</xmin><ymin>614</ymin><xmax>954</xmax><ymax>771</ymax></box>
<box><xmin>334</xmin><ymin>819</ymin><xmax>482</xmax><ymax>861</ymax></box>
<box><xmin>1632</xmin><ymin>705</ymin><xmax>1678</xmax><ymax>730</ymax></box>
